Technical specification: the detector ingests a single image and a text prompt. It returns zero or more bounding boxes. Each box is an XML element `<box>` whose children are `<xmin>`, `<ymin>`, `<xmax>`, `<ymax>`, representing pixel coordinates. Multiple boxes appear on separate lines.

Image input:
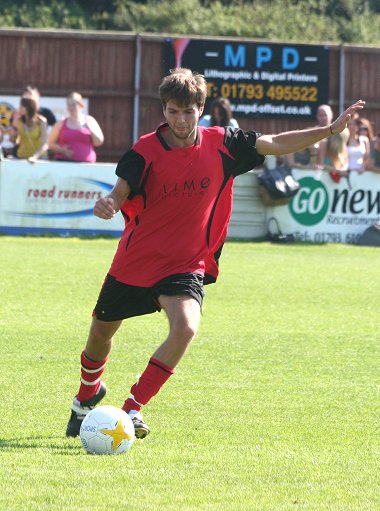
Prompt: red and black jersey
<box><xmin>109</xmin><ymin>124</ymin><xmax>265</xmax><ymax>287</ymax></box>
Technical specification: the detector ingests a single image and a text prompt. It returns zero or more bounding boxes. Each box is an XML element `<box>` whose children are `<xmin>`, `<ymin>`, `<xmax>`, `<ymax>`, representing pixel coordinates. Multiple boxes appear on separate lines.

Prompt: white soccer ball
<box><xmin>80</xmin><ymin>405</ymin><xmax>135</xmax><ymax>455</ymax></box>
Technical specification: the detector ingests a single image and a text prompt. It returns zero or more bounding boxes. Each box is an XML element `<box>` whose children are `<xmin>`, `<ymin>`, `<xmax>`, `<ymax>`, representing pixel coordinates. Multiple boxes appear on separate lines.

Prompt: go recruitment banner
<box><xmin>0</xmin><ymin>159</ymin><xmax>124</xmax><ymax>236</ymax></box>
<box><xmin>266</xmin><ymin>169</ymin><xmax>380</xmax><ymax>244</ymax></box>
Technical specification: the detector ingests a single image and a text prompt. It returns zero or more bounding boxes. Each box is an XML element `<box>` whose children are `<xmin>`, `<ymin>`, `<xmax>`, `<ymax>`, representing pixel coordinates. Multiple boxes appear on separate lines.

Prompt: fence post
<box><xmin>339</xmin><ymin>44</ymin><xmax>346</xmax><ymax>114</ymax></box>
<box><xmin>133</xmin><ymin>33</ymin><xmax>142</xmax><ymax>144</ymax></box>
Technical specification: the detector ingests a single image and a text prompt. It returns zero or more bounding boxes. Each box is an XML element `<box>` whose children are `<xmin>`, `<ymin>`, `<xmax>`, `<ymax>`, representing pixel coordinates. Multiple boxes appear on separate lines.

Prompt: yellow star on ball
<box><xmin>100</xmin><ymin>420</ymin><xmax>132</xmax><ymax>452</ymax></box>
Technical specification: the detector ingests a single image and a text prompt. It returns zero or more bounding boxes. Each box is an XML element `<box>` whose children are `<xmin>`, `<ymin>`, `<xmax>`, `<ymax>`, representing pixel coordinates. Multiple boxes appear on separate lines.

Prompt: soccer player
<box><xmin>66</xmin><ymin>68</ymin><xmax>364</xmax><ymax>439</ymax></box>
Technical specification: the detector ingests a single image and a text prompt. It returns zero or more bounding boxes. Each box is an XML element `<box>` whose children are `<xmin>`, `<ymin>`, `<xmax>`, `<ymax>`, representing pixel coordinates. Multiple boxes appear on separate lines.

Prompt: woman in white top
<box><xmin>347</xmin><ymin>118</ymin><xmax>370</xmax><ymax>172</ymax></box>
<box><xmin>199</xmin><ymin>97</ymin><xmax>239</xmax><ymax>128</ymax></box>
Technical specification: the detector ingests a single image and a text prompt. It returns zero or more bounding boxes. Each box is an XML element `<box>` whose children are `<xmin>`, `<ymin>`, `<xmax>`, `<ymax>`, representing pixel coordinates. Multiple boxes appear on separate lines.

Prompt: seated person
<box><xmin>286</xmin><ymin>146</ymin><xmax>318</xmax><ymax>170</ymax></box>
<box><xmin>199</xmin><ymin>97</ymin><xmax>239</xmax><ymax>128</ymax></box>
<box><xmin>49</xmin><ymin>92</ymin><xmax>104</xmax><ymax>162</ymax></box>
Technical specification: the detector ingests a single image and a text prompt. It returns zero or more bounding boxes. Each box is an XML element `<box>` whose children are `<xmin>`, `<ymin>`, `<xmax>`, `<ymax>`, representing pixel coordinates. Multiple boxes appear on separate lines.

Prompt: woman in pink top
<box><xmin>49</xmin><ymin>92</ymin><xmax>104</xmax><ymax>162</ymax></box>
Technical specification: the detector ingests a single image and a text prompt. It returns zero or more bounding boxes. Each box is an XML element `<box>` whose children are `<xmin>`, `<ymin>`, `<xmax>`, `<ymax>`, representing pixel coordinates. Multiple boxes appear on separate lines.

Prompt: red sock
<box><xmin>122</xmin><ymin>358</ymin><xmax>174</xmax><ymax>412</ymax></box>
<box><xmin>76</xmin><ymin>351</ymin><xmax>108</xmax><ymax>403</ymax></box>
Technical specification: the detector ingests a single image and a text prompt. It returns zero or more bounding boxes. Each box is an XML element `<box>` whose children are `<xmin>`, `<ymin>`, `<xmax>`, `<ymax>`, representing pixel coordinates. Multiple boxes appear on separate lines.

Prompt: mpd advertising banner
<box><xmin>165</xmin><ymin>38</ymin><xmax>329</xmax><ymax>119</ymax></box>
<box><xmin>267</xmin><ymin>169</ymin><xmax>380</xmax><ymax>244</ymax></box>
<box><xmin>0</xmin><ymin>160</ymin><xmax>123</xmax><ymax>236</ymax></box>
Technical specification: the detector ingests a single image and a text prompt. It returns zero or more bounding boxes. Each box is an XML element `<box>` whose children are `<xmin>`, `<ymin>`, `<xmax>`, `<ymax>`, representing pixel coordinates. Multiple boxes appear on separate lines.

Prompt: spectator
<box><xmin>48</xmin><ymin>92</ymin><xmax>104</xmax><ymax>162</ymax></box>
<box><xmin>2</xmin><ymin>106</ymin><xmax>20</xmax><ymax>158</ymax></box>
<box><xmin>23</xmin><ymin>86</ymin><xmax>57</xmax><ymax>127</ymax></box>
<box><xmin>10</xmin><ymin>86</ymin><xmax>56</xmax><ymax>130</ymax></box>
<box><xmin>4</xmin><ymin>86</ymin><xmax>56</xmax><ymax>158</ymax></box>
<box><xmin>316</xmin><ymin>104</ymin><xmax>333</xmax><ymax>127</ymax></box>
<box><xmin>199</xmin><ymin>97</ymin><xmax>239</xmax><ymax>128</ymax></box>
<box><xmin>317</xmin><ymin>131</ymin><xmax>349</xmax><ymax>182</ymax></box>
<box><xmin>286</xmin><ymin>104</ymin><xmax>334</xmax><ymax>170</ymax></box>
<box><xmin>365</xmin><ymin>129</ymin><xmax>380</xmax><ymax>173</ymax></box>
<box><xmin>285</xmin><ymin>146</ymin><xmax>318</xmax><ymax>170</ymax></box>
<box><xmin>0</xmin><ymin>125</ymin><xmax>15</xmax><ymax>158</ymax></box>
<box><xmin>16</xmin><ymin>97</ymin><xmax>48</xmax><ymax>163</ymax></box>
<box><xmin>347</xmin><ymin>117</ymin><xmax>370</xmax><ymax>173</ymax></box>
<box><xmin>358</xmin><ymin>117</ymin><xmax>374</xmax><ymax>147</ymax></box>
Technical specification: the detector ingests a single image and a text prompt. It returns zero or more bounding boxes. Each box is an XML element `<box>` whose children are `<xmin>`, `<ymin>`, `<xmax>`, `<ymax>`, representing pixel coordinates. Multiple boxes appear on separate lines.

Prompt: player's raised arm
<box><xmin>93</xmin><ymin>177</ymin><xmax>131</xmax><ymax>219</ymax></box>
<box><xmin>256</xmin><ymin>99</ymin><xmax>365</xmax><ymax>156</ymax></box>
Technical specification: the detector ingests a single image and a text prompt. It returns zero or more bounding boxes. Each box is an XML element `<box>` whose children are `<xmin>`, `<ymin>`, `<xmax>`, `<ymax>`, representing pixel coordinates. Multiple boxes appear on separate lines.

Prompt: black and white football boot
<box><xmin>128</xmin><ymin>410</ymin><xmax>151</xmax><ymax>439</ymax></box>
<box><xmin>65</xmin><ymin>382</ymin><xmax>107</xmax><ymax>438</ymax></box>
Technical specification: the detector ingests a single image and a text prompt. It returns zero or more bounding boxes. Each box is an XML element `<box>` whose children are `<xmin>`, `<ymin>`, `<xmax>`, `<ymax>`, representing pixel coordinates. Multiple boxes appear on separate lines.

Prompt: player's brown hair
<box><xmin>159</xmin><ymin>68</ymin><xmax>207</xmax><ymax>108</ymax></box>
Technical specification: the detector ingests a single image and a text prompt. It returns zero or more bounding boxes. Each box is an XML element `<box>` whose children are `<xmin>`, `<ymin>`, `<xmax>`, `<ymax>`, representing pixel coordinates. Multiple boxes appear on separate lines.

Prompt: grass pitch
<box><xmin>0</xmin><ymin>236</ymin><xmax>379</xmax><ymax>511</ymax></box>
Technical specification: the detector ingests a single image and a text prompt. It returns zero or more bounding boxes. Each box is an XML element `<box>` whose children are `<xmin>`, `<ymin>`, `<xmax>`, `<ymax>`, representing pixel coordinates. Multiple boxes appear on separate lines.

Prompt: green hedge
<box><xmin>1</xmin><ymin>0</ymin><xmax>379</xmax><ymax>44</ymax></box>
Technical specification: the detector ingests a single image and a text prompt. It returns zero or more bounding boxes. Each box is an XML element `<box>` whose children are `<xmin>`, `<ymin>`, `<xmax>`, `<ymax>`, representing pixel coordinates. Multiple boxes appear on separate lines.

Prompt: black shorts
<box><xmin>93</xmin><ymin>273</ymin><xmax>205</xmax><ymax>322</ymax></box>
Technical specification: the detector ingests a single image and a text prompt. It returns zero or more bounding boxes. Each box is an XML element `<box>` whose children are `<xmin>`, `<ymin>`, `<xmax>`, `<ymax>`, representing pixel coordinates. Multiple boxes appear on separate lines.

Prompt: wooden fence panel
<box><xmin>1</xmin><ymin>29</ymin><xmax>379</xmax><ymax>162</ymax></box>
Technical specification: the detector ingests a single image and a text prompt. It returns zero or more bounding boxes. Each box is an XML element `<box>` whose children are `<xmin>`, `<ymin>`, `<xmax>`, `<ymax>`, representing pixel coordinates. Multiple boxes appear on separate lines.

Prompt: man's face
<box><xmin>316</xmin><ymin>106</ymin><xmax>333</xmax><ymax>126</ymax></box>
<box><xmin>163</xmin><ymin>100</ymin><xmax>203</xmax><ymax>142</ymax></box>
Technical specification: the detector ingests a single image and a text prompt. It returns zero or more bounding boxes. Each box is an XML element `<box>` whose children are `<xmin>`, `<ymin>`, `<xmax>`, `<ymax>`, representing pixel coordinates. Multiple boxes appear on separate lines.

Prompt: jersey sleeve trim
<box><xmin>115</xmin><ymin>149</ymin><xmax>147</xmax><ymax>194</ymax></box>
<box><xmin>223</xmin><ymin>127</ymin><xmax>266</xmax><ymax>177</ymax></box>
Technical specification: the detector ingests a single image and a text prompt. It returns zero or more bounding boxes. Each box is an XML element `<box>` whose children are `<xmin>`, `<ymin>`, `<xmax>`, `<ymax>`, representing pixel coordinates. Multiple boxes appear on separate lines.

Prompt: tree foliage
<box><xmin>0</xmin><ymin>0</ymin><xmax>379</xmax><ymax>44</ymax></box>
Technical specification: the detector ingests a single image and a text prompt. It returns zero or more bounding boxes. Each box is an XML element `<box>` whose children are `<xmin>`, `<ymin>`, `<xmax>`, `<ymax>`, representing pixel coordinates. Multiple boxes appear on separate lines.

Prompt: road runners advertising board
<box><xmin>0</xmin><ymin>160</ymin><xmax>123</xmax><ymax>236</ymax></box>
<box><xmin>165</xmin><ymin>38</ymin><xmax>329</xmax><ymax>119</ymax></box>
<box><xmin>267</xmin><ymin>170</ymin><xmax>380</xmax><ymax>244</ymax></box>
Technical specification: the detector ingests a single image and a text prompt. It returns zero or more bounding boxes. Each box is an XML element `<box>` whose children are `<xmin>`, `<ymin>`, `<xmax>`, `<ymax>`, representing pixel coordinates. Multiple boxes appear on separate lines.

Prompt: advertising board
<box><xmin>0</xmin><ymin>160</ymin><xmax>123</xmax><ymax>236</ymax></box>
<box><xmin>165</xmin><ymin>38</ymin><xmax>329</xmax><ymax>119</ymax></box>
<box><xmin>267</xmin><ymin>169</ymin><xmax>380</xmax><ymax>244</ymax></box>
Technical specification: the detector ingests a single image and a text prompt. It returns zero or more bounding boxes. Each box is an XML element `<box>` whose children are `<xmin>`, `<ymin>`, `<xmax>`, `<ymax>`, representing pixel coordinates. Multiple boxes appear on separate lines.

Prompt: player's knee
<box><xmin>170</xmin><ymin>320</ymin><xmax>198</xmax><ymax>345</ymax></box>
<box><xmin>89</xmin><ymin>318</ymin><xmax>120</xmax><ymax>345</ymax></box>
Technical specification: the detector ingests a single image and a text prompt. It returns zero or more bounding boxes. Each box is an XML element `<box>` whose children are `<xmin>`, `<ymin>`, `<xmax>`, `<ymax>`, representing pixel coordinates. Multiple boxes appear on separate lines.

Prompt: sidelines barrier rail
<box><xmin>1</xmin><ymin>159</ymin><xmax>379</xmax><ymax>242</ymax></box>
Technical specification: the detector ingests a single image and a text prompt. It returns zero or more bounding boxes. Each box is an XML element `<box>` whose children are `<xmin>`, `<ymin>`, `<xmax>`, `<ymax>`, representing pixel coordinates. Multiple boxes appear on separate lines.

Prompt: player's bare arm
<box><xmin>94</xmin><ymin>177</ymin><xmax>131</xmax><ymax>219</ymax></box>
<box><xmin>256</xmin><ymin>99</ymin><xmax>365</xmax><ymax>156</ymax></box>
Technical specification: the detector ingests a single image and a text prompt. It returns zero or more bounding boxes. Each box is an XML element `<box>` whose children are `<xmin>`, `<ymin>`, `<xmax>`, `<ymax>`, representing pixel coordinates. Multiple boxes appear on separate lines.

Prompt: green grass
<box><xmin>0</xmin><ymin>237</ymin><xmax>379</xmax><ymax>511</ymax></box>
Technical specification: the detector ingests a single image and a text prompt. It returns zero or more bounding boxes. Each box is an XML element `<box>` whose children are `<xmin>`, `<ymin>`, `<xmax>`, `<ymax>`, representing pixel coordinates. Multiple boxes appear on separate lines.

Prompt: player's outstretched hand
<box><xmin>94</xmin><ymin>197</ymin><xmax>117</xmax><ymax>219</ymax></box>
<box><xmin>330</xmin><ymin>99</ymin><xmax>365</xmax><ymax>135</ymax></box>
